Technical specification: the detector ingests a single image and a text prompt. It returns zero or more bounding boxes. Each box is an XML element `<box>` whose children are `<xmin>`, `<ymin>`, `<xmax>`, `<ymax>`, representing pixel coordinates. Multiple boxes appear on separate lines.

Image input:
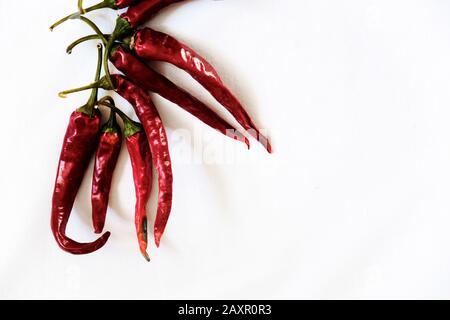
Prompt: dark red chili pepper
<box><xmin>51</xmin><ymin>110</ymin><xmax>111</xmax><ymax>254</ymax></box>
<box><xmin>109</xmin><ymin>46</ymin><xmax>250</xmax><ymax>147</ymax></box>
<box><xmin>125</xmin><ymin>121</ymin><xmax>153</xmax><ymax>261</ymax></box>
<box><xmin>130</xmin><ymin>28</ymin><xmax>272</xmax><ymax>153</ymax></box>
<box><xmin>91</xmin><ymin>110</ymin><xmax>122</xmax><ymax>234</ymax></box>
<box><xmin>52</xmin><ymin>44</ymin><xmax>111</xmax><ymax>255</ymax></box>
<box><xmin>122</xmin><ymin>0</ymin><xmax>184</xmax><ymax>28</ymax></box>
<box><xmin>111</xmin><ymin>74</ymin><xmax>173</xmax><ymax>248</ymax></box>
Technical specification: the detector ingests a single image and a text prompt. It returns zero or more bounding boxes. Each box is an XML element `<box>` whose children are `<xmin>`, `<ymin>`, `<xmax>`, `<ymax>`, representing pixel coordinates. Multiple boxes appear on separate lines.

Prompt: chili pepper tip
<box><xmin>141</xmin><ymin>251</ymin><xmax>151</xmax><ymax>262</ymax></box>
<box><xmin>245</xmin><ymin>138</ymin><xmax>250</xmax><ymax>150</ymax></box>
<box><xmin>266</xmin><ymin>142</ymin><xmax>273</xmax><ymax>154</ymax></box>
<box><xmin>155</xmin><ymin>233</ymin><xmax>162</xmax><ymax>248</ymax></box>
<box><xmin>58</xmin><ymin>93</ymin><xmax>67</xmax><ymax>99</ymax></box>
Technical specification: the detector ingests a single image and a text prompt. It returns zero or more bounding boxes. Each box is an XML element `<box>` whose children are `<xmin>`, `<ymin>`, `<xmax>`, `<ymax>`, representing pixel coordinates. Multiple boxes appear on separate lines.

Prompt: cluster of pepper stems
<box><xmin>50</xmin><ymin>0</ymin><xmax>272</xmax><ymax>261</ymax></box>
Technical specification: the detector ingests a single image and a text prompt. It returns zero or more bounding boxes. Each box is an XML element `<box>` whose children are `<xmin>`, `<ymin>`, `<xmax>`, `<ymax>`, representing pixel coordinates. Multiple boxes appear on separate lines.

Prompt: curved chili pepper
<box><xmin>52</xmin><ymin>44</ymin><xmax>111</xmax><ymax>255</ymax></box>
<box><xmin>111</xmin><ymin>74</ymin><xmax>173</xmax><ymax>248</ymax></box>
<box><xmin>130</xmin><ymin>28</ymin><xmax>272</xmax><ymax>153</ymax></box>
<box><xmin>110</xmin><ymin>46</ymin><xmax>250</xmax><ymax>147</ymax></box>
<box><xmin>125</xmin><ymin>123</ymin><xmax>153</xmax><ymax>261</ymax></box>
<box><xmin>91</xmin><ymin>110</ymin><xmax>122</xmax><ymax>234</ymax></box>
<box><xmin>51</xmin><ymin>110</ymin><xmax>111</xmax><ymax>254</ymax></box>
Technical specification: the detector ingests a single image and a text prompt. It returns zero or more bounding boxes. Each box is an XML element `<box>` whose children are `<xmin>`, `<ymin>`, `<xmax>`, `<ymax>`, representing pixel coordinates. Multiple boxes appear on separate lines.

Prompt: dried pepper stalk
<box><xmin>51</xmin><ymin>45</ymin><xmax>111</xmax><ymax>254</ymax></box>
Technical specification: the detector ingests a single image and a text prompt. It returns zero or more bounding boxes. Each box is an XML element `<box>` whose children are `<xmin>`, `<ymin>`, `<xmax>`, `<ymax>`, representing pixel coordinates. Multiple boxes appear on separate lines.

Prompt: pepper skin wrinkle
<box><xmin>51</xmin><ymin>111</ymin><xmax>111</xmax><ymax>254</ymax></box>
<box><xmin>132</xmin><ymin>29</ymin><xmax>272</xmax><ymax>153</ymax></box>
<box><xmin>122</xmin><ymin>0</ymin><xmax>185</xmax><ymax>28</ymax></box>
<box><xmin>126</xmin><ymin>131</ymin><xmax>153</xmax><ymax>261</ymax></box>
<box><xmin>112</xmin><ymin>75</ymin><xmax>173</xmax><ymax>247</ymax></box>
<box><xmin>91</xmin><ymin>118</ymin><xmax>122</xmax><ymax>234</ymax></box>
<box><xmin>110</xmin><ymin>47</ymin><xmax>250</xmax><ymax>148</ymax></box>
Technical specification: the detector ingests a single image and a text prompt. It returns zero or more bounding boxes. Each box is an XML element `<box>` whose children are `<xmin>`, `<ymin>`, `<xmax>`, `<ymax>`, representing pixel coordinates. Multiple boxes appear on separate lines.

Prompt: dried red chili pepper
<box><xmin>111</xmin><ymin>74</ymin><xmax>173</xmax><ymax>248</ymax></box>
<box><xmin>129</xmin><ymin>28</ymin><xmax>272</xmax><ymax>153</ymax></box>
<box><xmin>100</xmin><ymin>97</ymin><xmax>153</xmax><ymax>261</ymax></box>
<box><xmin>91</xmin><ymin>110</ymin><xmax>122</xmax><ymax>234</ymax></box>
<box><xmin>52</xmin><ymin>45</ymin><xmax>111</xmax><ymax>254</ymax></box>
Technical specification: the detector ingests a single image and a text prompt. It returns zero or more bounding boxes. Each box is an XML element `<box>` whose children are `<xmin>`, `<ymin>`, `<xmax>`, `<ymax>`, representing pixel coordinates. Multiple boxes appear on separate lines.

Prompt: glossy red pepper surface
<box><xmin>132</xmin><ymin>28</ymin><xmax>272</xmax><ymax>153</ymax></box>
<box><xmin>51</xmin><ymin>111</ymin><xmax>111</xmax><ymax>254</ymax></box>
<box><xmin>122</xmin><ymin>0</ymin><xmax>184</xmax><ymax>28</ymax></box>
<box><xmin>91</xmin><ymin>121</ymin><xmax>122</xmax><ymax>234</ymax></box>
<box><xmin>126</xmin><ymin>130</ymin><xmax>153</xmax><ymax>261</ymax></box>
<box><xmin>110</xmin><ymin>47</ymin><xmax>249</xmax><ymax>147</ymax></box>
<box><xmin>113</xmin><ymin>74</ymin><xmax>173</xmax><ymax>247</ymax></box>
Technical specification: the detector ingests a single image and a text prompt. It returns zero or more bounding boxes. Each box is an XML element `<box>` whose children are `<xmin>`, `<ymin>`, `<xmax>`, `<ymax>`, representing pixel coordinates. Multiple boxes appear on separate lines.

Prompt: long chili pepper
<box><xmin>100</xmin><ymin>97</ymin><xmax>153</xmax><ymax>261</ymax></box>
<box><xmin>64</xmin><ymin>34</ymin><xmax>250</xmax><ymax>148</ymax></box>
<box><xmin>91</xmin><ymin>109</ymin><xmax>122</xmax><ymax>234</ymax></box>
<box><xmin>50</xmin><ymin>0</ymin><xmax>140</xmax><ymax>31</ymax></box>
<box><xmin>111</xmin><ymin>75</ymin><xmax>173</xmax><ymax>248</ymax></box>
<box><xmin>51</xmin><ymin>44</ymin><xmax>111</xmax><ymax>254</ymax></box>
<box><xmin>130</xmin><ymin>28</ymin><xmax>272</xmax><ymax>153</ymax></box>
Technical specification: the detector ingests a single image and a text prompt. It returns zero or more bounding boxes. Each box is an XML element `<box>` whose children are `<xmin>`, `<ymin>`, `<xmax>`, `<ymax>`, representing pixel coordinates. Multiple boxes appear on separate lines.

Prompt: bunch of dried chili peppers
<box><xmin>50</xmin><ymin>0</ymin><xmax>271</xmax><ymax>261</ymax></box>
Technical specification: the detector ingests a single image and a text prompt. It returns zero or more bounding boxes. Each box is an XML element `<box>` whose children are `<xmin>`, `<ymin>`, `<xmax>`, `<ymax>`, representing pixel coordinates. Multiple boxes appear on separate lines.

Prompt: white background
<box><xmin>1</xmin><ymin>0</ymin><xmax>450</xmax><ymax>299</ymax></box>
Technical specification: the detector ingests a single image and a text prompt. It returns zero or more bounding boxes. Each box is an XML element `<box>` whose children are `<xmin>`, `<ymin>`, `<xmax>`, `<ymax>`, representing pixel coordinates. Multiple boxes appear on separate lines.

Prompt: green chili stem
<box><xmin>58</xmin><ymin>76</ymin><xmax>112</xmax><ymax>98</ymax></box>
<box><xmin>98</xmin><ymin>97</ymin><xmax>143</xmax><ymax>138</ymax></box>
<box><xmin>74</xmin><ymin>15</ymin><xmax>114</xmax><ymax>88</ymax></box>
<box><xmin>49</xmin><ymin>1</ymin><xmax>110</xmax><ymax>31</ymax></box>
<box><xmin>104</xmin><ymin>18</ymin><xmax>132</xmax><ymax>90</ymax></box>
<box><xmin>103</xmin><ymin>109</ymin><xmax>118</xmax><ymax>133</ymax></box>
<box><xmin>67</xmin><ymin>34</ymin><xmax>111</xmax><ymax>54</ymax></box>
<box><xmin>78</xmin><ymin>16</ymin><xmax>108</xmax><ymax>44</ymax></box>
<box><xmin>87</xmin><ymin>44</ymin><xmax>104</xmax><ymax>108</ymax></box>
<box><xmin>78</xmin><ymin>0</ymin><xmax>86</xmax><ymax>14</ymax></box>
<box><xmin>76</xmin><ymin>44</ymin><xmax>103</xmax><ymax>116</ymax></box>
<box><xmin>59</xmin><ymin>83</ymin><xmax>99</xmax><ymax>98</ymax></box>
<box><xmin>103</xmin><ymin>46</ymin><xmax>114</xmax><ymax>89</ymax></box>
